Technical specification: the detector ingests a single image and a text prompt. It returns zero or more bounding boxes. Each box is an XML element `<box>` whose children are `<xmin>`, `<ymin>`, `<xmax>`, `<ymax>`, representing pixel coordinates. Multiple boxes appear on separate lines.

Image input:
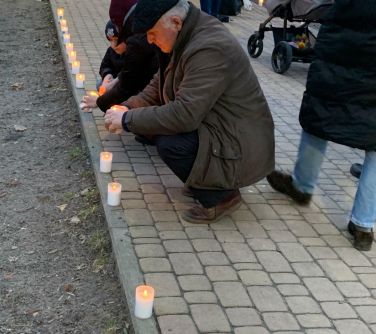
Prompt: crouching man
<box><xmin>104</xmin><ymin>0</ymin><xmax>275</xmax><ymax>224</ymax></box>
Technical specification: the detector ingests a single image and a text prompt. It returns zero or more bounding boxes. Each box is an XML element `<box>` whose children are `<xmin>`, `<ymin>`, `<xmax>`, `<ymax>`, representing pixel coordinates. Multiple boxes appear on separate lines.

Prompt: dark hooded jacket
<box><xmin>299</xmin><ymin>0</ymin><xmax>376</xmax><ymax>151</ymax></box>
<box><xmin>96</xmin><ymin>1</ymin><xmax>158</xmax><ymax>112</ymax></box>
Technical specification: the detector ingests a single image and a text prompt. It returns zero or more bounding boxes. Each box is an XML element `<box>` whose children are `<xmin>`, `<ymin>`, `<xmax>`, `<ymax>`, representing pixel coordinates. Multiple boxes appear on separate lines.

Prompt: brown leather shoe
<box><xmin>267</xmin><ymin>171</ymin><xmax>312</xmax><ymax>205</ymax></box>
<box><xmin>182</xmin><ymin>186</ymin><xmax>195</xmax><ymax>198</ymax></box>
<box><xmin>348</xmin><ymin>221</ymin><xmax>374</xmax><ymax>251</ymax></box>
<box><xmin>182</xmin><ymin>190</ymin><xmax>242</xmax><ymax>224</ymax></box>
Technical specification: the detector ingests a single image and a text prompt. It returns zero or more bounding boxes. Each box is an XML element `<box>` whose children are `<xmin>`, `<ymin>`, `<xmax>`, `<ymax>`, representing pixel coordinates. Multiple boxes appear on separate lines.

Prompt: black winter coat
<box><xmin>96</xmin><ymin>33</ymin><xmax>158</xmax><ymax>112</ymax></box>
<box><xmin>99</xmin><ymin>47</ymin><xmax>125</xmax><ymax>80</ymax></box>
<box><xmin>299</xmin><ymin>0</ymin><xmax>376</xmax><ymax>151</ymax></box>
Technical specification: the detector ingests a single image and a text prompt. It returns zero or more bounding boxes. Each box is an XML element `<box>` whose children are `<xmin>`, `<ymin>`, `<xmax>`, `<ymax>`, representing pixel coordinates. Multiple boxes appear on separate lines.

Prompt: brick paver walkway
<box><xmin>51</xmin><ymin>1</ymin><xmax>376</xmax><ymax>333</ymax></box>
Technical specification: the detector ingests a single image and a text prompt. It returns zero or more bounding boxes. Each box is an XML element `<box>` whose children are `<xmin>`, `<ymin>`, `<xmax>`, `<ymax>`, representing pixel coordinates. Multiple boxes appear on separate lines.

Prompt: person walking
<box><xmin>267</xmin><ymin>0</ymin><xmax>376</xmax><ymax>250</ymax></box>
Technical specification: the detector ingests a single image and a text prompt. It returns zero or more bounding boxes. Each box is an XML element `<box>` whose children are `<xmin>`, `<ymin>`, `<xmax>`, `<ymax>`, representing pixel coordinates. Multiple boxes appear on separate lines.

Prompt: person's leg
<box><xmin>211</xmin><ymin>0</ymin><xmax>221</xmax><ymax>17</ymax></box>
<box><xmin>350</xmin><ymin>151</ymin><xmax>376</xmax><ymax>230</ymax></box>
<box><xmin>200</xmin><ymin>0</ymin><xmax>211</xmax><ymax>14</ymax></box>
<box><xmin>154</xmin><ymin>132</ymin><xmax>233</xmax><ymax>208</ymax></box>
<box><xmin>292</xmin><ymin>130</ymin><xmax>328</xmax><ymax>194</ymax></box>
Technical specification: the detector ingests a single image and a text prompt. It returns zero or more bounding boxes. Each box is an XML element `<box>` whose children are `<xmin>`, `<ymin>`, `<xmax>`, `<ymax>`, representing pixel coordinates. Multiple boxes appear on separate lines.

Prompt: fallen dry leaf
<box><xmin>57</xmin><ymin>204</ymin><xmax>67</xmax><ymax>212</ymax></box>
<box><xmin>11</xmin><ymin>82</ymin><xmax>24</xmax><ymax>90</ymax></box>
<box><xmin>25</xmin><ymin>308</ymin><xmax>41</xmax><ymax>316</ymax></box>
<box><xmin>70</xmin><ymin>216</ymin><xmax>81</xmax><ymax>224</ymax></box>
<box><xmin>14</xmin><ymin>125</ymin><xmax>27</xmax><ymax>132</ymax></box>
<box><xmin>3</xmin><ymin>273</ymin><xmax>14</xmax><ymax>280</ymax></box>
<box><xmin>63</xmin><ymin>283</ymin><xmax>75</xmax><ymax>293</ymax></box>
<box><xmin>47</xmin><ymin>249</ymin><xmax>58</xmax><ymax>254</ymax></box>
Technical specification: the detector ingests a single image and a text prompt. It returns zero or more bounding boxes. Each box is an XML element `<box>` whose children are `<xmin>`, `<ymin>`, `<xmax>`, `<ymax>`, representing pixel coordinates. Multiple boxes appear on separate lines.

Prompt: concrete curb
<box><xmin>49</xmin><ymin>2</ymin><xmax>159</xmax><ymax>334</ymax></box>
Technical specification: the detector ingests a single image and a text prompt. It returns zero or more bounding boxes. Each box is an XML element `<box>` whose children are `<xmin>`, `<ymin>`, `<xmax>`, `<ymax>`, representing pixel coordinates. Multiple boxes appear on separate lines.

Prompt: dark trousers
<box><xmin>200</xmin><ymin>0</ymin><xmax>222</xmax><ymax>17</ymax></box>
<box><xmin>154</xmin><ymin>131</ymin><xmax>233</xmax><ymax>208</ymax></box>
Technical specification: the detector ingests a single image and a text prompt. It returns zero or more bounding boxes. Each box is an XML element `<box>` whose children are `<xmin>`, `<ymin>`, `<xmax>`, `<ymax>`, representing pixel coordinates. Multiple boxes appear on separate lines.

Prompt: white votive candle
<box><xmin>57</xmin><ymin>7</ymin><xmax>64</xmax><ymax>20</ymax></box>
<box><xmin>61</xmin><ymin>25</ymin><xmax>68</xmax><ymax>35</ymax></box>
<box><xmin>71</xmin><ymin>60</ymin><xmax>80</xmax><ymax>74</ymax></box>
<box><xmin>63</xmin><ymin>33</ymin><xmax>70</xmax><ymax>44</ymax></box>
<box><xmin>66</xmin><ymin>42</ymin><xmax>74</xmax><ymax>55</ymax></box>
<box><xmin>68</xmin><ymin>50</ymin><xmax>76</xmax><ymax>63</ymax></box>
<box><xmin>75</xmin><ymin>73</ymin><xmax>85</xmax><ymax>89</ymax></box>
<box><xmin>135</xmin><ymin>285</ymin><xmax>154</xmax><ymax>319</ymax></box>
<box><xmin>60</xmin><ymin>19</ymin><xmax>67</xmax><ymax>27</ymax></box>
<box><xmin>100</xmin><ymin>152</ymin><xmax>113</xmax><ymax>173</ymax></box>
<box><xmin>107</xmin><ymin>182</ymin><xmax>121</xmax><ymax>206</ymax></box>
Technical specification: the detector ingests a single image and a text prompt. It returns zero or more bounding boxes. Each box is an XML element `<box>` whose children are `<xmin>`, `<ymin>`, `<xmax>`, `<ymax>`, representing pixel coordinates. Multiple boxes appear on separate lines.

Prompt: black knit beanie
<box><xmin>133</xmin><ymin>0</ymin><xmax>179</xmax><ymax>33</ymax></box>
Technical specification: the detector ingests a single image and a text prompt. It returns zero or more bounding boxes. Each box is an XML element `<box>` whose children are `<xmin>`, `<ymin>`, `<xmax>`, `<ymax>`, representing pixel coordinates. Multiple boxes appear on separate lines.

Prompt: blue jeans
<box><xmin>292</xmin><ymin>131</ymin><xmax>376</xmax><ymax>229</ymax></box>
<box><xmin>200</xmin><ymin>0</ymin><xmax>221</xmax><ymax>17</ymax></box>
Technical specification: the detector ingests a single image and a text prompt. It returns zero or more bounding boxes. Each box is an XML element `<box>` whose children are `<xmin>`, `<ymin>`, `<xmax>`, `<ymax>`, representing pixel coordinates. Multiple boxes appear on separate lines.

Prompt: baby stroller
<box><xmin>247</xmin><ymin>0</ymin><xmax>333</xmax><ymax>74</ymax></box>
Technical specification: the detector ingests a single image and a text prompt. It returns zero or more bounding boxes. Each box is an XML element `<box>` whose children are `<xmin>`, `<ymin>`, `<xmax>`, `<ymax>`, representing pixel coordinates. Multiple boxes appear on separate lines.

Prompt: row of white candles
<box><xmin>58</xmin><ymin>7</ymin><xmax>155</xmax><ymax>320</ymax></box>
<box><xmin>57</xmin><ymin>8</ymin><xmax>85</xmax><ymax>88</ymax></box>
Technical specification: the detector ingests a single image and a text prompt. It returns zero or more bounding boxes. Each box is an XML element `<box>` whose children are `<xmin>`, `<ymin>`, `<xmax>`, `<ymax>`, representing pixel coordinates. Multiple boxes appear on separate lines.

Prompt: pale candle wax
<box><xmin>107</xmin><ymin>182</ymin><xmax>121</xmax><ymax>206</ymax></box>
<box><xmin>61</xmin><ymin>25</ymin><xmax>68</xmax><ymax>35</ymax></box>
<box><xmin>68</xmin><ymin>50</ymin><xmax>76</xmax><ymax>63</ymax></box>
<box><xmin>71</xmin><ymin>60</ymin><xmax>80</xmax><ymax>74</ymax></box>
<box><xmin>60</xmin><ymin>19</ymin><xmax>67</xmax><ymax>27</ymax></box>
<box><xmin>110</xmin><ymin>105</ymin><xmax>127</xmax><ymax>134</ymax></box>
<box><xmin>63</xmin><ymin>33</ymin><xmax>70</xmax><ymax>44</ymax></box>
<box><xmin>100</xmin><ymin>152</ymin><xmax>113</xmax><ymax>173</ymax></box>
<box><xmin>57</xmin><ymin>7</ymin><xmax>64</xmax><ymax>20</ymax></box>
<box><xmin>135</xmin><ymin>285</ymin><xmax>155</xmax><ymax>319</ymax></box>
<box><xmin>66</xmin><ymin>42</ymin><xmax>74</xmax><ymax>55</ymax></box>
<box><xmin>75</xmin><ymin>73</ymin><xmax>85</xmax><ymax>89</ymax></box>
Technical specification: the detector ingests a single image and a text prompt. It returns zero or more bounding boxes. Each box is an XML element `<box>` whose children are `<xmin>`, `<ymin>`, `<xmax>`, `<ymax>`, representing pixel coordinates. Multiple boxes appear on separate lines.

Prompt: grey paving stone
<box><xmin>178</xmin><ymin>275</ymin><xmax>211</xmax><ymax>291</ymax></box>
<box><xmin>160</xmin><ymin>174</ymin><xmax>183</xmax><ymax>188</ymax></box>
<box><xmin>299</xmin><ymin>237</ymin><xmax>327</xmax><ymax>247</ymax></box>
<box><xmin>214</xmin><ymin>230</ymin><xmax>245</xmax><ymax>243</ymax></box>
<box><xmin>139</xmin><ymin>258</ymin><xmax>172</xmax><ymax>273</ymax></box>
<box><xmin>307</xmin><ymin>246</ymin><xmax>338</xmax><ymax>259</ymax></box>
<box><xmin>285</xmin><ymin>220</ymin><xmax>318</xmax><ymax>237</ymax></box>
<box><xmin>191</xmin><ymin>239</ymin><xmax>221</xmax><ymax>252</ymax></box>
<box><xmin>355</xmin><ymin>306</ymin><xmax>376</xmax><ymax>323</ymax></box>
<box><xmin>292</xmin><ymin>262</ymin><xmax>324</xmax><ymax>277</ymax></box>
<box><xmin>348</xmin><ymin>297</ymin><xmax>376</xmax><ymax>306</ymax></box>
<box><xmin>145</xmin><ymin>273</ymin><xmax>180</xmax><ymax>297</ymax></box>
<box><xmin>163</xmin><ymin>240</ymin><xmax>193</xmax><ymax>253</ymax></box>
<box><xmin>248</xmin><ymin>286</ymin><xmax>287</xmax><ymax>311</ymax></box>
<box><xmin>154</xmin><ymin>297</ymin><xmax>188</xmax><ymax>315</ymax></box>
<box><xmin>270</xmin><ymin>273</ymin><xmax>300</xmax><ymax>284</ymax></box>
<box><xmin>151</xmin><ymin>210</ymin><xmax>179</xmax><ymax>222</ymax></box>
<box><xmin>158</xmin><ymin>315</ymin><xmax>198</xmax><ymax>334</ymax></box>
<box><xmin>256</xmin><ymin>251</ymin><xmax>292</xmax><ymax>272</ymax></box>
<box><xmin>137</xmin><ymin>175</ymin><xmax>161</xmax><ymax>184</ymax></box>
<box><xmin>206</xmin><ymin>266</ymin><xmax>238</xmax><ymax>281</ymax></box>
<box><xmin>129</xmin><ymin>226</ymin><xmax>158</xmax><ymax>238</ymax></box>
<box><xmin>335</xmin><ymin>247</ymin><xmax>372</xmax><ymax>267</ymax></box>
<box><xmin>121</xmin><ymin>191</ymin><xmax>143</xmax><ymax>200</ymax></box>
<box><xmin>210</xmin><ymin>217</ymin><xmax>237</xmax><ymax>230</ymax></box>
<box><xmin>226</xmin><ymin>307</ymin><xmax>262</xmax><ymax>326</ymax></box>
<box><xmin>234</xmin><ymin>327</ymin><xmax>269</xmax><ymax>334</ymax></box>
<box><xmin>231</xmin><ymin>209</ymin><xmax>257</xmax><ymax>221</ymax></box>
<box><xmin>322</xmin><ymin>235</ymin><xmax>352</xmax><ymax>247</ymax></box>
<box><xmin>191</xmin><ymin>304</ymin><xmax>231</xmax><ymax>332</ymax></box>
<box><xmin>198</xmin><ymin>252</ymin><xmax>230</xmax><ymax>266</ymax></box>
<box><xmin>184</xmin><ymin>291</ymin><xmax>217</xmax><ymax>304</ymax></box>
<box><xmin>133</xmin><ymin>163</ymin><xmax>156</xmax><ymax>175</ymax></box>
<box><xmin>144</xmin><ymin>193</ymin><xmax>169</xmax><ymax>204</ymax></box>
<box><xmin>140</xmin><ymin>183</ymin><xmax>165</xmax><ymax>194</ymax></box>
<box><xmin>159</xmin><ymin>231</ymin><xmax>188</xmax><ymax>240</ymax></box>
<box><xmin>214</xmin><ymin>282</ymin><xmax>252</xmax><ymax>307</ymax></box>
<box><xmin>185</xmin><ymin>227</ymin><xmax>214</xmax><ymax>239</ymax></box>
<box><xmin>352</xmin><ymin>266</ymin><xmax>376</xmax><ymax>274</ymax></box>
<box><xmin>263</xmin><ymin>312</ymin><xmax>300</xmax><ymax>331</ymax></box>
<box><xmin>124</xmin><ymin>208</ymin><xmax>154</xmax><ymax>226</ymax></box>
<box><xmin>313</xmin><ymin>224</ymin><xmax>341</xmax><ymax>235</ymax></box>
<box><xmin>278</xmin><ymin>284</ymin><xmax>309</xmax><ymax>296</ymax></box>
<box><xmin>236</xmin><ymin>222</ymin><xmax>268</xmax><ymax>238</ymax></box>
<box><xmin>358</xmin><ymin>274</ymin><xmax>376</xmax><ymax>289</ymax></box>
<box><xmin>169</xmin><ymin>253</ymin><xmax>203</xmax><ymax>275</ymax></box>
<box><xmin>239</xmin><ymin>270</ymin><xmax>272</xmax><ymax>286</ymax></box>
<box><xmin>321</xmin><ymin>302</ymin><xmax>357</xmax><ymax>319</ymax></box>
<box><xmin>259</xmin><ymin>219</ymin><xmax>288</xmax><ymax>231</ymax></box>
<box><xmin>336</xmin><ymin>282</ymin><xmax>370</xmax><ymax>297</ymax></box>
<box><xmin>155</xmin><ymin>221</ymin><xmax>183</xmax><ymax>231</ymax></box>
<box><xmin>234</xmin><ymin>263</ymin><xmax>263</xmax><ymax>270</ymax></box>
<box><xmin>247</xmin><ymin>238</ymin><xmax>276</xmax><ymax>251</ymax></box>
<box><xmin>121</xmin><ymin>199</ymin><xmax>147</xmax><ymax>209</ymax></box>
<box><xmin>116</xmin><ymin>177</ymin><xmax>140</xmax><ymax>191</ymax></box>
<box><xmin>334</xmin><ymin>319</ymin><xmax>372</xmax><ymax>334</ymax></box>
<box><xmin>318</xmin><ymin>259</ymin><xmax>357</xmax><ymax>281</ymax></box>
<box><xmin>286</xmin><ymin>296</ymin><xmax>321</xmax><ymax>314</ymax></box>
<box><xmin>304</xmin><ymin>277</ymin><xmax>344</xmax><ymax>301</ymax></box>
<box><xmin>250</xmin><ymin>204</ymin><xmax>279</xmax><ymax>219</ymax></box>
<box><xmin>306</xmin><ymin>330</ymin><xmax>340</xmax><ymax>334</ymax></box>
<box><xmin>297</xmin><ymin>314</ymin><xmax>331</xmax><ymax>328</ymax></box>
<box><xmin>268</xmin><ymin>230</ymin><xmax>297</xmax><ymax>242</ymax></box>
<box><xmin>278</xmin><ymin>243</ymin><xmax>313</xmax><ymax>262</ymax></box>
<box><xmin>135</xmin><ymin>244</ymin><xmax>166</xmax><ymax>258</ymax></box>
<box><xmin>222</xmin><ymin>243</ymin><xmax>256</xmax><ymax>263</ymax></box>
<box><xmin>133</xmin><ymin>238</ymin><xmax>161</xmax><ymax>244</ymax></box>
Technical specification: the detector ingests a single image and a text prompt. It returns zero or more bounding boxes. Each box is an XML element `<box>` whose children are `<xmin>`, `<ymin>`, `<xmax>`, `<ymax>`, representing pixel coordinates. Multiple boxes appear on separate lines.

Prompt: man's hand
<box><xmin>82</xmin><ymin>95</ymin><xmax>98</xmax><ymax>108</ymax></box>
<box><xmin>102</xmin><ymin>74</ymin><xmax>114</xmax><ymax>89</ymax></box>
<box><xmin>112</xmin><ymin>42</ymin><xmax>126</xmax><ymax>55</ymax></box>
<box><xmin>104</xmin><ymin>105</ymin><xmax>129</xmax><ymax>134</ymax></box>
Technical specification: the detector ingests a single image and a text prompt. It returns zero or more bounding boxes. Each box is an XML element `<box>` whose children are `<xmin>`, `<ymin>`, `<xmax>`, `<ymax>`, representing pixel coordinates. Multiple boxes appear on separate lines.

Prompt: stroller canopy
<box><xmin>265</xmin><ymin>0</ymin><xmax>333</xmax><ymax>18</ymax></box>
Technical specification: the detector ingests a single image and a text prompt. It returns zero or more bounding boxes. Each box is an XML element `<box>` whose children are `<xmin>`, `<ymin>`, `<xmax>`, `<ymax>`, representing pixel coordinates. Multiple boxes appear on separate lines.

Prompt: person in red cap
<box><xmin>81</xmin><ymin>0</ymin><xmax>158</xmax><ymax>113</ymax></box>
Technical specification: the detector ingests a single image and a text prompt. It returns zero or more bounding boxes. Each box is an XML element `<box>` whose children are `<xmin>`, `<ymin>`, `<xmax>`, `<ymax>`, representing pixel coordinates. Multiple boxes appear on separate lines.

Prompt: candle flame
<box><xmin>72</xmin><ymin>60</ymin><xmax>79</xmax><ymax>66</ymax></box>
<box><xmin>89</xmin><ymin>91</ymin><xmax>99</xmax><ymax>97</ymax></box>
<box><xmin>104</xmin><ymin>153</ymin><xmax>110</xmax><ymax>159</ymax></box>
<box><xmin>143</xmin><ymin>290</ymin><xmax>148</xmax><ymax>297</ymax></box>
<box><xmin>111</xmin><ymin>106</ymin><xmax>119</xmax><ymax>111</ymax></box>
<box><xmin>259</xmin><ymin>0</ymin><xmax>264</xmax><ymax>6</ymax></box>
<box><xmin>98</xmin><ymin>86</ymin><xmax>106</xmax><ymax>96</ymax></box>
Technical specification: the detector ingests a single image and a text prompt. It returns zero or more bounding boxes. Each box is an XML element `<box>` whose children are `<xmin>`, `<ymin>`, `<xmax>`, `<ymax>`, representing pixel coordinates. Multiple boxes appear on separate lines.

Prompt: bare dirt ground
<box><xmin>0</xmin><ymin>0</ymin><xmax>129</xmax><ymax>333</ymax></box>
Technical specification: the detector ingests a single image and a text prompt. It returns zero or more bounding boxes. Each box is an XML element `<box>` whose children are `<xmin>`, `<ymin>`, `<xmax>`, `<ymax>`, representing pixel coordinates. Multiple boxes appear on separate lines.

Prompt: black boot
<box><xmin>266</xmin><ymin>171</ymin><xmax>312</xmax><ymax>205</ymax></box>
<box><xmin>348</xmin><ymin>221</ymin><xmax>373</xmax><ymax>251</ymax></box>
<box><xmin>350</xmin><ymin>163</ymin><xmax>362</xmax><ymax>179</ymax></box>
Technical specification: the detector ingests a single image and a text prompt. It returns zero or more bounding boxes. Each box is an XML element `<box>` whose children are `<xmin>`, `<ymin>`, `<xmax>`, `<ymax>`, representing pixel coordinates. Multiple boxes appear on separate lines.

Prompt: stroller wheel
<box><xmin>247</xmin><ymin>34</ymin><xmax>263</xmax><ymax>58</ymax></box>
<box><xmin>272</xmin><ymin>41</ymin><xmax>293</xmax><ymax>74</ymax></box>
